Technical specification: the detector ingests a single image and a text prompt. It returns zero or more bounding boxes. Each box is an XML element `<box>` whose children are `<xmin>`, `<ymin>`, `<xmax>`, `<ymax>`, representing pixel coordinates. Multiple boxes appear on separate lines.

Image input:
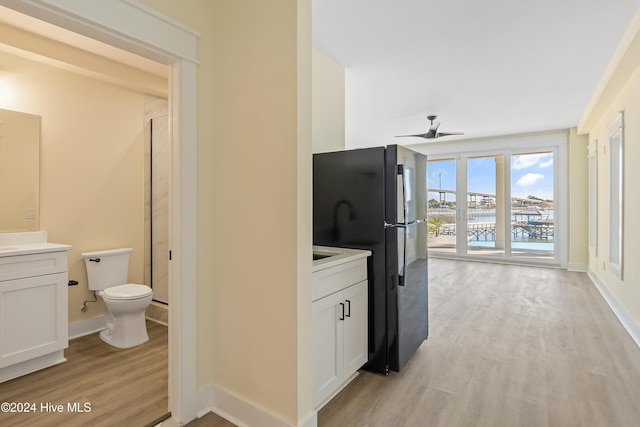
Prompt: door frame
<box><xmin>0</xmin><ymin>0</ymin><xmax>200</xmax><ymax>423</ymax></box>
<box><xmin>424</xmin><ymin>131</ymin><xmax>568</xmax><ymax>267</ymax></box>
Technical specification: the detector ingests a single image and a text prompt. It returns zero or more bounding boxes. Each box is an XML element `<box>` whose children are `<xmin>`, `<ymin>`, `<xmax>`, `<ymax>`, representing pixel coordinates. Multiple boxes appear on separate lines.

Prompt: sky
<box><xmin>427</xmin><ymin>152</ymin><xmax>554</xmax><ymax>203</ymax></box>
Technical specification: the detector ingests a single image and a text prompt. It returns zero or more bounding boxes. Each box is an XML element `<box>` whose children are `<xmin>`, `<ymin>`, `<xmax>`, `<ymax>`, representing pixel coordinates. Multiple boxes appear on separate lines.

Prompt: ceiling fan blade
<box><xmin>436</xmin><ymin>131</ymin><xmax>464</xmax><ymax>137</ymax></box>
<box><xmin>395</xmin><ymin>133</ymin><xmax>431</xmax><ymax>139</ymax></box>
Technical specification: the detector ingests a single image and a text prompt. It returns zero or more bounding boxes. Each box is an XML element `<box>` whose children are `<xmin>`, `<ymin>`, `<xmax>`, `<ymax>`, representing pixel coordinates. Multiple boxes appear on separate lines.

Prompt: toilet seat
<box><xmin>102</xmin><ymin>284</ymin><xmax>152</xmax><ymax>300</ymax></box>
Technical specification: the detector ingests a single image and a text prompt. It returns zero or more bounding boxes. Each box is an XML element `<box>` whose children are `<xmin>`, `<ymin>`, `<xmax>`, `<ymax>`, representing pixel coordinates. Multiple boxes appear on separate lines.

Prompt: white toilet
<box><xmin>81</xmin><ymin>248</ymin><xmax>153</xmax><ymax>349</ymax></box>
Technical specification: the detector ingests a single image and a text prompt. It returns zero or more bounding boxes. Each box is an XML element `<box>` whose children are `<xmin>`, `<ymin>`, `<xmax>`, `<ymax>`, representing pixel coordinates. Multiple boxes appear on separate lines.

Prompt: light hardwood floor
<box><xmin>318</xmin><ymin>259</ymin><xmax>640</xmax><ymax>426</ymax></box>
<box><xmin>193</xmin><ymin>258</ymin><xmax>640</xmax><ymax>426</ymax></box>
<box><xmin>0</xmin><ymin>320</ymin><xmax>168</xmax><ymax>427</ymax></box>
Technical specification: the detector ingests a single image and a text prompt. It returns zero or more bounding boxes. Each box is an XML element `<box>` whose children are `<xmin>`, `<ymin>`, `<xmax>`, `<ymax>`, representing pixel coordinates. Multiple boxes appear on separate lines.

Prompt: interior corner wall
<box><xmin>587</xmin><ymin>63</ymin><xmax>640</xmax><ymax>333</ymax></box>
<box><xmin>568</xmin><ymin>128</ymin><xmax>589</xmax><ymax>270</ymax></box>
<box><xmin>0</xmin><ymin>50</ymin><xmax>147</xmax><ymax>324</ymax></box>
<box><xmin>209</xmin><ymin>1</ymin><xmax>308</xmax><ymax>424</ymax></box>
<box><xmin>312</xmin><ymin>48</ymin><xmax>345</xmax><ymax>153</ymax></box>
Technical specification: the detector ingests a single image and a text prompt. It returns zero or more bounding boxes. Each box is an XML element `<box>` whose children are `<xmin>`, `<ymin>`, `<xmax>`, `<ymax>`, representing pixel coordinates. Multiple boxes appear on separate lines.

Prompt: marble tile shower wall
<box><xmin>144</xmin><ymin>95</ymin><xmax>169</xmax><ymax>306</ymax></box>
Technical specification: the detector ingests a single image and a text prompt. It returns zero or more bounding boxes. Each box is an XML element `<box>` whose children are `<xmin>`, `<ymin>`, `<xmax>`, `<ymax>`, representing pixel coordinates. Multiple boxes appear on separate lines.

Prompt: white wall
<box><xmin>312</xmin><ymin>48</ymin><xmax>345</xmax><ymax>153</ymax></box>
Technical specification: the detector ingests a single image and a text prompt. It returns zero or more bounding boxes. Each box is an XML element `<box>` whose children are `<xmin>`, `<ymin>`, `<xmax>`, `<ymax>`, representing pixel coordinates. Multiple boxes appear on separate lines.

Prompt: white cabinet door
<box><xmin>342</xmin><ymin>280</ymin><xmax>368</xmax><ymax>378</ymax></box>
<box><xmin>0</xmin><ymin>272</ymin><xmax>68</xmax><ymax>368</ymax></box>
<box><xmin>312</xmin><ymin>280</ymin><xmax>369</xmax><ymax>408</ymax></box>
<box><xmin>312</xmin><ymin>289</ymin><xmax>344</xmax><ymax>406</ymax></box>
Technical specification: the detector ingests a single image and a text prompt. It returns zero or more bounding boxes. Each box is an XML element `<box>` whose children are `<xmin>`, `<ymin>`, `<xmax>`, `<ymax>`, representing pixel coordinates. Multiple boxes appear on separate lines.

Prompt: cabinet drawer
<box><xmin>312</xmin><ymin>258</ymin><xmax>367</xmax><ymax>301</ymax></box>
<box><xmin>0</xmin><ymin>251</ymin><xmax>68</xmax><ymax>282</ymax></box>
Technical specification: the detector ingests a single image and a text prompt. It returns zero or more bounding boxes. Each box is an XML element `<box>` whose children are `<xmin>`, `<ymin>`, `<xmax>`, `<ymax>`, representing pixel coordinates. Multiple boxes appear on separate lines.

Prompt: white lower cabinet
<box><xmin>0</xmin><ymin>248</ymin><xmax>70</xmax><ymax>382</ymax></box>
<box><xmin>313</xmin><ymin>279</ymin><xmax>368</xmax><ymax>408</ymax></box>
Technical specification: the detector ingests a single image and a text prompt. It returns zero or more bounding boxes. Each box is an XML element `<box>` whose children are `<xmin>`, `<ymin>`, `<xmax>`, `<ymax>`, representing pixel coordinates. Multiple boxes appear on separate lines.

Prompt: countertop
<box><xmin>0</xmin><ymin>231</ymin><xmax>71</xmax><ymax>257</ymax></box>
<box><xmin>0</xmin><ymin>242</ymin><xmax>72</xmax><ymax>257</ymax></box>
<box><xmin>312</xmin><ymin>245</ymin><xmax>371</xmax><ymax>273</ymax></box>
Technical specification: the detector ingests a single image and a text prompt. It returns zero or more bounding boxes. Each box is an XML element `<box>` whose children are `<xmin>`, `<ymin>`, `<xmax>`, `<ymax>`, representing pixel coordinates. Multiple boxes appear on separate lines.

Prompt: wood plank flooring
<box><xmin>17</xmin><ymin>260</ymin><xmax>634</xmax><ymax>426</ymax></box>
<box><xmin>318</xmin><ymin>259</ymin><xmax>640</xmax><ymax>426</ymax></box>
<box><xmin>190</xmin><ymin>259</ymin><xmax>640</xmax><ymax>426</ymax></box>
<box><xmin>0</xmin><ymin>320</ymin><xmax>168</xmax><ymax>427</ymax></box>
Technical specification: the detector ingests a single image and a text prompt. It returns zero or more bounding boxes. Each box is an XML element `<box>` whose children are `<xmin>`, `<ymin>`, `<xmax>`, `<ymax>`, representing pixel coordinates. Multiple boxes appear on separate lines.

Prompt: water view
<box><xmin>427</xmin><ymin>152</ymin><xmax>555</xmax><ymax>261</ymax></box>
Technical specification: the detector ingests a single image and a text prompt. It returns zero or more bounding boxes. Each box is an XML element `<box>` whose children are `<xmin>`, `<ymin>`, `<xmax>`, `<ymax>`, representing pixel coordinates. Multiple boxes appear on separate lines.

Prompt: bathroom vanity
<box><xmin>0</xmin><ymin>232</ymin><xmax>71</xmax><ymax>383</ymax></box>
<box><xmin>312</xmin><ymin>246</ymin><xmax>370</xmax><ymax>409</ymax></box>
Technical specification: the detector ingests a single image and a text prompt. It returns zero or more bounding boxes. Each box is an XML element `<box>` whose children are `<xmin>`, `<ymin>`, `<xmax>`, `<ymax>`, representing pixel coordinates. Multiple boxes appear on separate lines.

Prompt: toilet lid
<box><xmin>103</xmin><ymin>284</ymin><xmax>152</xmax><ymax>300</ymax></box>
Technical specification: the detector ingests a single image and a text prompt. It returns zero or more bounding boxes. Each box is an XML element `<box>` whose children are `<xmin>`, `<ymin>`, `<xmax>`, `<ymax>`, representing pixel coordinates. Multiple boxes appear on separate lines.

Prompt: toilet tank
<box><xmin>81</xmin><ymin>248</ymin><xmax>133</xmax><ymax>291</ymax></box>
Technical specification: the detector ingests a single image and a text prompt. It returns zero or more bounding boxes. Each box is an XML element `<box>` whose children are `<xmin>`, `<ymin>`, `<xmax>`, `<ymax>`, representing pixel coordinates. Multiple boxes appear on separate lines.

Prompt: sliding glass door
<box><xmin>427</xmin><ymin>159</ymin><xmax>457</xmax><ymax>254</ymax></box>
<box><xmin>466</xmin><ymin>155</ymin><xmax>505</xmax><ymax>258</ymax></box>
<box><xmin>510</xmin><ymin>152</ymin><xmax>555</xmax><ymax>260</ymax></box>
<box><xmin>427</xmin><ymin>148</ymin><xmax>559</xmax><ymax>265</ymax></box>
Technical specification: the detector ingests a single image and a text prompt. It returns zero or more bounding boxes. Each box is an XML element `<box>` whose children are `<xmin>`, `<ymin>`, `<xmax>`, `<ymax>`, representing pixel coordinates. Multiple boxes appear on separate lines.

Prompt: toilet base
<box><xmin>99</xmin><ymin>312</ymin><xmax>150</xmax><ymax>349</ymax></box>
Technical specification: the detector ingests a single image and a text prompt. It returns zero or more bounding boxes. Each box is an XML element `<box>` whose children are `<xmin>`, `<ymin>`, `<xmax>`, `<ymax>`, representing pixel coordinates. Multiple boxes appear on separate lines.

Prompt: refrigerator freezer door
<box><xmin>387</xmin><ymin>145</ymin><xmax>429</xmax><ymax>372</ymax></box>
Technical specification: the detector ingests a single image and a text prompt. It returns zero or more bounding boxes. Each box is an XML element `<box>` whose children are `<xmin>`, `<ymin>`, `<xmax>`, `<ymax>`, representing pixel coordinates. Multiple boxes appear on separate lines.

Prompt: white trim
<box><xmin>209</xmin><ymin>384</ymin><xmax>318</xmax><ymax>427</ymax></box>
<box><xmin>607</xmin><ymin>111</ymin><xmax>624</xmax><ymax>280</ymax></box>
<box><xmin>68</xmin><ymin>315</ymin><xmax>105</xmax><ymax>339</ymax></box>
<box><xmin>0</xmin><ymin>0</ymin><xmax>201</xmax><ymax>424</ymax></box>
<box><xmin>425</xmin><ymin>131</ymin><xmax>567</xmax><ymax>267</ymax></box>
<box><xmin>0</xmin><ymin>0</ymin><xmax>199</xmax><ymax>64</ymax></box>
<box><xmin>588</xmin><ymin>268</ymin><xmax>640</xmax><ymax>348</ymax></box>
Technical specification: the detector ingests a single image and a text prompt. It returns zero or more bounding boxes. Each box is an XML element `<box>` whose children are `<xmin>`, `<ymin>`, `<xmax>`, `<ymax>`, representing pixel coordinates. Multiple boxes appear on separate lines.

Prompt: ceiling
<box><xmin>313</xmin><ymin>0</ymin><xmax>640</xmax><ymax>148</ymax></box>
<box><xmin>2</xmin><ymin>2</ymin><xmax>639</xmax><ymax>150</ymax></box>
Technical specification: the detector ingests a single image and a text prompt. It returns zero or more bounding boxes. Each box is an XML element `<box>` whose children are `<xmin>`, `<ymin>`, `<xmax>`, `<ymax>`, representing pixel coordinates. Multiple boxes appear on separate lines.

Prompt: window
<box><xmin>608</xmin><ymin>112</ymin><xmax>624</xmax><ymax>279</ymax></box>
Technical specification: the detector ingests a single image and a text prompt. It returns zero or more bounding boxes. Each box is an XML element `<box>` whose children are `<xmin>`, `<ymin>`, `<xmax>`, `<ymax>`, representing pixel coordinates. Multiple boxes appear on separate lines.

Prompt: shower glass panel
<box><xmin>149</xmin><ymin>116</ymin><xmax>169</xmax><ymax>304</ymax></box>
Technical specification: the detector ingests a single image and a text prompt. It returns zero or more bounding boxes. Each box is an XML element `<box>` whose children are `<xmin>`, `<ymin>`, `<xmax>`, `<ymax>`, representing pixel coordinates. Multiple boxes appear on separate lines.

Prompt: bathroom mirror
<box><xmin>0</xmin><ymin>109</ymin><xmax>40</xmax><ymax>232</ymax></box>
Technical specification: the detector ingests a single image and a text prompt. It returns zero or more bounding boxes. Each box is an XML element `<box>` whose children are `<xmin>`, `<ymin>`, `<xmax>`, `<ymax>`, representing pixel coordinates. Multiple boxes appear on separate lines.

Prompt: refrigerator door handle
<box><xmin>399</xmin><ymin>226</ymin><xmax>407</xmax><ymax>286</ymax></box>
<box><xmin>385</xmin><ymin>219</ymin><xmax>427</xmax><ymax>228</ymax></box>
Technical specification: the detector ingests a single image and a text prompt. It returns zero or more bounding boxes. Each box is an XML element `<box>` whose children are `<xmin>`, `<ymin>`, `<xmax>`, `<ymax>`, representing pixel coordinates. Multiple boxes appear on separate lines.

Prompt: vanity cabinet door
<box><xmin>0</xmin><ymin>272</ymin><xmax>68</xmax><ymax>368</ymax></box>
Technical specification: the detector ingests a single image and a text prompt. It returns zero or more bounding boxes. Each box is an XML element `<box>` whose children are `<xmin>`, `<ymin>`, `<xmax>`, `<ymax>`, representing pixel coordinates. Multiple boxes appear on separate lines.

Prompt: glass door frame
<box><xmin>425</xmin><ymin>132</ymin><xmax>567</xmax><ymax>267</ymax></box>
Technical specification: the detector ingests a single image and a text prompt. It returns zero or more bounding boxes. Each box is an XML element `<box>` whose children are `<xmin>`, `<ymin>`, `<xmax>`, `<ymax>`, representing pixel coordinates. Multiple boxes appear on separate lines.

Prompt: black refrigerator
<box><xmin>313</xmin><ymin>144</ymin><xmax>429</xmax><ymax>374</ymax></box>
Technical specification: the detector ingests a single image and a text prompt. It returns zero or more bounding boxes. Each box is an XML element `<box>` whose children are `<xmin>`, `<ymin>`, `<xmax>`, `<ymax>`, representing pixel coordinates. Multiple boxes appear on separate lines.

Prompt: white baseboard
<box><xmin>588</xmin><ymin>268</ymin><xmax>640</xmax><ymax>348</ymax></box>
<box><xmin>201</xmin><ymin>384</ymin><xmax>317</xmax><ymax>427</ymax></box>
<box><xmin>68</xmin><ymin>315</ymin><xmax>105</xmax><ymax>340</ymax></box>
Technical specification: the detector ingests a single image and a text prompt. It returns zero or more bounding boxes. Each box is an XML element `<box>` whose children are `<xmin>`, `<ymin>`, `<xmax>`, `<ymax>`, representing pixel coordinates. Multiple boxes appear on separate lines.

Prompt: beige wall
<box><xmin>138</xmin><ymin>0</ymin><xmax>313</xmax><ymax>423</ymax></box>
<box><xmin>312</xmin><ymin>48</ymin><xmax>345</xmax><ymax>153</ymax></box>
<box><xmin>579</xmin><ymin>9</ymin><xmax>640</xmax><ymax>331</ymax></box>
<box><xmin>584</xmin><ymin>64</ymin><xmax>640</xmax><ymax>327</ymax></box>
<box><xmin>0</xmin><ymin>50</ymin><xmax>148</xmax><ymax>323</ymax></box>
<box><xmin>568</xmin><ymin>128</ymin><xmax>589</xmax><ymax>269</ymax></box>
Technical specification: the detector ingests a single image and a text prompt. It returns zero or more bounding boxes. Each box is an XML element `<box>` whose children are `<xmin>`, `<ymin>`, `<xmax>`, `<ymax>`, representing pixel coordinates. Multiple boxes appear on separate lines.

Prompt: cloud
<box><xmin>512</xmin><ymin>153</ymin><xmax>553</xmax><ymax>170</ymax></box>
<box><xmin>539</xmin><ymin>158</ymin><xmax>553</xmax><ymax>168</ymax></box>
<box><xmin>517</xmin><ymin>173</ymin><xmax>544</xmax><ymax>187</ymax></box>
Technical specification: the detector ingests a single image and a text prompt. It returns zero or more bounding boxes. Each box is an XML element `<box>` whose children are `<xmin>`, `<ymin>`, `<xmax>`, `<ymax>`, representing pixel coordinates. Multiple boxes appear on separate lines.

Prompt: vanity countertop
<box><xmin>0</xmin><ymin>231</ymin><xmax>71</xmax><ymax>257</ymax></box>
<box><xmin>312</xmin><ymin>245</ymin><xmax>371</xmax><ymax>273</ymax></box>
<box><xmin>0</xmin><ymin>242</ymin><xmax>72</xmax><ymax>257</ymax></box>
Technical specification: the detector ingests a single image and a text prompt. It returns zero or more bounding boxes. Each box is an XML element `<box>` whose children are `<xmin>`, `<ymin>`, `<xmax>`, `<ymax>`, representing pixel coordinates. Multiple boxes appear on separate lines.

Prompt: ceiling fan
<box><xmin>396</xmin><ymin>115</ymin><xmax>464</xmax><ymax>140</ymax></box>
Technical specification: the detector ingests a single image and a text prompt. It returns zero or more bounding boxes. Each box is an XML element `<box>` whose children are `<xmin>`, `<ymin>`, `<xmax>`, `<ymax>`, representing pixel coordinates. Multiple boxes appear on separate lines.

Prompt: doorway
<box><xmin>0</xmin><ymin>0</ymin><xmax>199</xmax><ymax>423</ymax></box>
